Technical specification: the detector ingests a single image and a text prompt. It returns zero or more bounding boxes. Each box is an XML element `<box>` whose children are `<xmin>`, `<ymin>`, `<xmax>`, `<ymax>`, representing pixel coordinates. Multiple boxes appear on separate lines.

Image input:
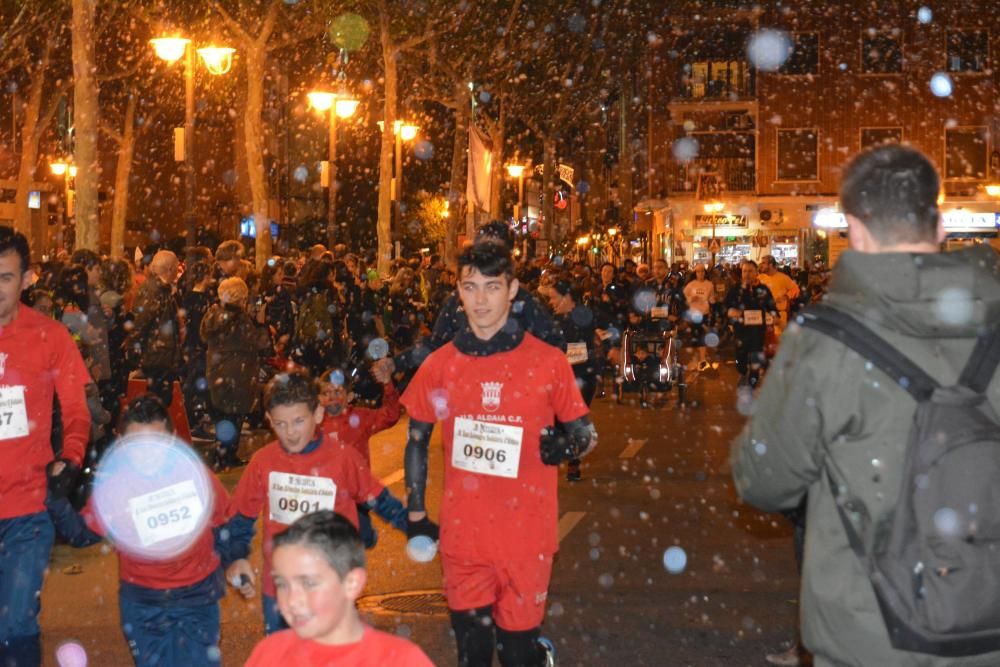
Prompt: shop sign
<box><xmin>558</xmin><ymin>164</ymin><xmax>575</xmax><ymax>186</ymax></box>
<box><xmin>695</xmin><ymin>214</ymin><xmax>748</xmax><ymax>227</ymax></box>
<box><xmin>942</xmin><ymin>210</ymin><xmax>999</xmax><ymax>230</ymax></box>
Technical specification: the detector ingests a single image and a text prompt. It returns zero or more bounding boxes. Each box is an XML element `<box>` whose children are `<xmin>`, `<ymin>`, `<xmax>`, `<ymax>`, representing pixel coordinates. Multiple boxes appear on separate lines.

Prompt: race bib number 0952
<box><xmin>129</xmin><ymin>480</ymin><xmax>205</xmax><ymax>548</ymax></box>
<box><xmin>268</xmin><ymin>472</ymin><xmax>336</xmax><ymax>525</ymax></box>
<box><xmin>452</xmin><ymin>417</ymin><xmax>523</xmax><ymax>479</ymax></box>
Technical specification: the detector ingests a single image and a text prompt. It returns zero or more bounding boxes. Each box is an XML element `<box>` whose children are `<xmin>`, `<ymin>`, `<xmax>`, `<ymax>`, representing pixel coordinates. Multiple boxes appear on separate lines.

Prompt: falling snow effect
<box><xmin>663</xmin><ymin>547</ymin><xmax>687</xmax><ymax>574</ymax></box>
<box><xmin>929</xmin><ymin>73</ymin><xmax>953</xmax><ymax>98</ymax></box>
<box><xmin>746</xmin><ymin>30</ymin><xmax>792</xmax><ymax>72</ymax></box>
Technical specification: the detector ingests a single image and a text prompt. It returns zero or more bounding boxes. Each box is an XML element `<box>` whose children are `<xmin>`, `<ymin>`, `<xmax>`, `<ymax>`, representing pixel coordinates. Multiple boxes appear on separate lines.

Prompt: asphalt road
<box><xmin>38</xmin><ymin>364</ymin><xmax>800</xmax><ymax>666</ymax></box>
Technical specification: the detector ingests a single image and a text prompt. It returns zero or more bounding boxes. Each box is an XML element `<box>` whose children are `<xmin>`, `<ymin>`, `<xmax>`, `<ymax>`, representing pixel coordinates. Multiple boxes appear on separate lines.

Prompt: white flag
<box><xmin>466</xmin><ymin>125</ymin><xmax>492</xmax><ymax>211</ymax></box>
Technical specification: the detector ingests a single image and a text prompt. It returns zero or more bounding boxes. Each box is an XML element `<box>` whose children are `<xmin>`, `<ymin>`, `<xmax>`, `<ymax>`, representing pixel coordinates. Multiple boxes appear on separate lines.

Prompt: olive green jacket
<box><xmin>731</xmin><ymin>245</ymin><xmax>1000</xmax><ymax>667</ymax></box>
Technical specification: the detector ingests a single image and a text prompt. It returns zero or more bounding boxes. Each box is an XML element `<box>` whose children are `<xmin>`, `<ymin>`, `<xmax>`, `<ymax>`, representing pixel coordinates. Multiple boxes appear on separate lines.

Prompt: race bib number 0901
<box><xmin>129</xmin><ymin>480</ymin><xmax>205</xmax><ymax>548</ymax></box>
<box><xmin>0</xmin><ymin>386</ymin><xmax>29</xmax><ymax>440</ymax></box>
<box><xmin>452</xmin><ymin>417</ymin><xmax>523</xmax><ymax>479</ymax></box>
<box><xmin>268</xmin><ymin>472</ymin><xmax>336</xmax><ymax>525</ymax></box>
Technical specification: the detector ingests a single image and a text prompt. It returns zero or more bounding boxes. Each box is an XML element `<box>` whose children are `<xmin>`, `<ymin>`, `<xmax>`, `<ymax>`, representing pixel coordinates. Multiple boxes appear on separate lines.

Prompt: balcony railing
<box><xmin>669</xmin><ymin>157</ymin><xmax>756</xmax><ymax>194</ymax></box>
<box><xmin>674</xmin><ymin>61</ymin><xmax>756</xmax><ymax>101</ymax></box>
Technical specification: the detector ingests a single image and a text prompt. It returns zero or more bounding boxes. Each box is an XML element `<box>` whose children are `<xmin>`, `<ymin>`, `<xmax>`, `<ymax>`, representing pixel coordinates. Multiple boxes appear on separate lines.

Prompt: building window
<box><xmin>777</xmin><ymin>129</ymin><xmax>818</xmax><ymax>181</ymax></box>
<box><xmin>945</xmin><ymin>127</ymin><xmax>988</xmax><ymax>180</ymax></box>
<box><xmin>780</xmin><ymin>32</ymin><xmax>819</xmax><ymax>75</ymax></box>
<box><xmin>947</xmin><ymin>29</ymin><xmax>989</xmax><ymax>72</ymax></box>
<box><xmin>861</xmin><ymin>30</ymin><xmax>902</xmax><ymax>73</ymax></box>
<box><xmin>861</xmin><ymin>127</ymin><xmax>903</xmax><ymax>150</ymax></box>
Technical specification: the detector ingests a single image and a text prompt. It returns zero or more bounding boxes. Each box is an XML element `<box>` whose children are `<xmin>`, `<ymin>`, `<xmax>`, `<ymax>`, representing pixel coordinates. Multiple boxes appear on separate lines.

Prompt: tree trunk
<box><xmin>110</xmin><ymin>93</ymin><xmax>137</xmax><ymax>259</ymax></box>
<box><xmin>13</xmin><ymin>54</ymin><xmax>45</xmax><ymax>246</ymax></box>
<box><xmin>244</xmin><ymin>44</ymin><xmax>271</xmax><ymax>269</ymax></box>
<box><xmin>72</xmin><ymin>0</ymin><xmax>100</xmax><ymax>251</ymax></box>
<box><xmin>487</xmin><ymin>104</ymin><xmax>506</xmax><ymax>220</ymax></box>
<box><xmin>618</xmin><ymin>77</ymin><xmax>634</xmax><ymax>229</ymax></box>
<box><xmin>445</xmin><ymin>82</ymin><xmax>469</xmax><ymax>269</ymax></box>
<box><xmin>542</xmin><ymin>137</ymin><xmax>556</xmax><ymax>242</ymax></box>
<box><xmin>376</xmin><ymin>15</ymin><xmax>397</xmax><ymax>276</ymax></box>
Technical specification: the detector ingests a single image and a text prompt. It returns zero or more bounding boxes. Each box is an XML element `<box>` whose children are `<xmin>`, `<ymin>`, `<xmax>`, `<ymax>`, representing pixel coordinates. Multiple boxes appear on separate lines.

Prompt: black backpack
<box><xmin>799</xmin><ymin>304</ymin><xmax>1000</xmax><ymax>656</ymax></box>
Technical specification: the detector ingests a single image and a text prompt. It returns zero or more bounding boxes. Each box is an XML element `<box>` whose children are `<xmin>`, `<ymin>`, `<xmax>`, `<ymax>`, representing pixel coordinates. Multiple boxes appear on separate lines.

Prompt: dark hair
<box><xmin>0</xmin><ymin>226</ymin><xmax>30</xmax><ymax>273</ymax></box>
<box><xmin>474</xmin><ymin>220</ymin><xmax>515</xmax><ymax>250</ymax></box>
<box><xmin>282</xmin><ymin>260</ymin><xmax>298</xmax><ymax>278</ymax></box>
<box><xmin>552</xmin><ymin>279</ymin><xmax>582</xmax><ymax>302</ymax></box>
<box><xmin>101</xmin><ymin>258</ymin><xmax>133</xmax><ymax>295</ymax></box>
<box><xmin>187</xmin><ymin>260</ymin><xmax>213</xmax><ymax>286</ymax></box>
<box><xmin>264</xmin><ymin>370</ymin><xmax>320</xmax><ymax>412</ymax></box>
<box><xmin>742</xmin><ymin>259</ymin><xmax>758</xmax><ymax>270</ymax></box>
<box><xmin>70</xmin><ymin>249</ymin><xmax>101</xmax><ymax>270</ymax></box>
<box><xmin>119</xmin><ymin>393</ymin><xmax>174</xmax><ymax>433</ymax></box>
<box><xmin>272</xmin><ymin>511</ymin><xmax>365</xmax><ymax>579</ymax></box>
<box><xmin>54</xmin><ymin>266</ymin><xmax>90</xmax><ymax>312</ymax></box>
<box><xmin>840</xmin><ymin>144</ymin><xmax>940</xmax><ymax>245</ymax></box>
<box><xmin>458</xmin><ymin>241</ymin><xmax>515</xmax><ymax>281</ymax></box>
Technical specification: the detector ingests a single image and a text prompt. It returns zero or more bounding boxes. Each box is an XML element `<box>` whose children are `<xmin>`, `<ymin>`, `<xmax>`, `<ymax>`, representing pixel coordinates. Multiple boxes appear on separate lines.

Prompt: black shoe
<box><xmin>566</xmin><ymin>462</ymin><xmax>581</xmax><ymax>482</ymax></box>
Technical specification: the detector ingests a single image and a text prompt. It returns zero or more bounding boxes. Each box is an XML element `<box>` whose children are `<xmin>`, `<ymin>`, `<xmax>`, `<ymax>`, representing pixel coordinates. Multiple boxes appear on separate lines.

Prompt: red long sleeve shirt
<box><xmin>0</xmin><ymin>304</ymin><xmax>91</xmax><ymax>519</ymax></box>
<box><xmin>320</xmin><ymin>383</ymin><xmax>401</xmax><ymax>463</ymax></box>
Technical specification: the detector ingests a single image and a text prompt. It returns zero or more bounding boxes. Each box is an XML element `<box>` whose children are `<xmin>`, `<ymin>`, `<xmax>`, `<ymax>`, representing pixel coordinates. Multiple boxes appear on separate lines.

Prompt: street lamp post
<box><xmin>378</xmin><ymin>120</ymin><xmax>419</xmax><ymax>257</ymax></box>
<box><xmin>506</xmin><ymin>164</ymin><xmax>526</xmax><ymax>221</ymax></box>
<box><xmin>50</xmin><ymin>160</ymin><xmax>76</xmax><ymax>251</ymax></box>
<box><xmin>308</xmin><ymin>89</ymin><xmax>359</xmax><ymax>249</ymax></box>
<box><xmin>151</xmin><ymin>37</ymin><xmax>234</xmax><ymax>241</ymax></box>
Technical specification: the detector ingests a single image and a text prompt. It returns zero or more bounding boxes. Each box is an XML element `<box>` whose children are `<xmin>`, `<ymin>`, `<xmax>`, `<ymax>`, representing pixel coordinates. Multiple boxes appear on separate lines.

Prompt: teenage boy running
<box><xmin>403</xmin><ymin>242</ymin><xmax>598</xmax><ymax>667</ymax></box>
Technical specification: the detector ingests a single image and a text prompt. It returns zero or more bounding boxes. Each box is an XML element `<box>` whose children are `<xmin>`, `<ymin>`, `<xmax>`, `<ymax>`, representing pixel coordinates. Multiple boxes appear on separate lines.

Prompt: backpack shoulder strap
<box><xmin>957</xmin><ymin>324</ymin><xmax>1000</xmax><ymax>393</ymax></box>
<box><xmin>797</xmin><ymin>304</ymin><xmax>939</xmax><ymax>400</ymax></box>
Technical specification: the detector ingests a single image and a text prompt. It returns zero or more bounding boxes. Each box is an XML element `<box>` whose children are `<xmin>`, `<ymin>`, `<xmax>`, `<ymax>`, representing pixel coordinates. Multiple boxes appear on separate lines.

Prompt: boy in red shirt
<box><xmin>402</xmin><ymin>242</ymin><xmax>598</xmax><ymax>667</ymax></box>
<box><xmin>319</xmin><ymin>366</ymin><xmax>402</xmax><ymax>548</ymax></box>
<box><xmin>224</xmin><ymin>370</ymin><xmax>407</xmax><ymax>634</ymax></box>
<box><xmin>45</xmin><ymin>394</ymin><xmax>246</xmax><ymax>666</ymax></box>
<box><xmin>245</xmin><ymin>511</ymin><xmax>432</xmax><ymax>666</ymax></box>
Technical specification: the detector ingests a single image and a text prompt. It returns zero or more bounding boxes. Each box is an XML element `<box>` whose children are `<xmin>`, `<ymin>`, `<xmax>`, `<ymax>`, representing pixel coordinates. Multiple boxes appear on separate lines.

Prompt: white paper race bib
<box><xmin>452</xmin><ymin>417</ymin><xmax>523</xmax><ymax>479</ymax></box>
<box><xmin>0</xmin><ymin>386</ymin><xmax>29</xmax><ymax>440</ymax></box>
<box><xmin>566</xmin><ymin>342</ymin><xmax>588</xmax><ymax>365</ymax></box>
<box><xmin>268</xmin><ymin>472</ymin><xmax>336</xmax><ymax>525</ymax></box>
<box><xmin>129</xmin><ymin>480</ymin><xmax>206</xmax><ymax>548</ymax></box>
<box><xmin>650</xmin><ymin>306</ymin><xmax>670</xmax><ymax>319</ymax></box>
<box><xmin>743</xmin><ymin>310</ymin><xmax>763</xmax><ymax>326</ymax></box>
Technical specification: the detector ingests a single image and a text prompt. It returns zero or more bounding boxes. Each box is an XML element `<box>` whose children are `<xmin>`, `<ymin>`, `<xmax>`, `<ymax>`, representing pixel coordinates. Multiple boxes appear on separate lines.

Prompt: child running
<box><xmin>244</xmin><ymin>511</ymin><xmax>432</xmax><ymax>666</ymax></box>
<box><xmin>45</xmin><ymin>394</ymin><xmax>247</xmax><ymax>666</ymax></box>
<box><xmin>223</xmin><ymin>370</ymin><xmax>407</xmax><ymax>634</ymax></box>
<box><xmin>318</xmin><ymin>366</ymin><xmax>402</xmax><ymax>548</ymax></box>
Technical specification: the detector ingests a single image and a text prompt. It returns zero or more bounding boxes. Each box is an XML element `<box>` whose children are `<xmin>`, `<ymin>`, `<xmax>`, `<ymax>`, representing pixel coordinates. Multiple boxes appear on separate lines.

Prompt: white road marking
<box><xmin>558</xmin><ymin>511</ymin><xmax>586</xmax><ymax>542</ymax></box>
<box><xmin>380</xmin><ymin>468</ymin><xmax>405</xmax><ymax>486</ymax></box>
<box><xmin>618</xmin><ymin>438</ymin><xmax>648</xmax><ymax>459</ymax></box>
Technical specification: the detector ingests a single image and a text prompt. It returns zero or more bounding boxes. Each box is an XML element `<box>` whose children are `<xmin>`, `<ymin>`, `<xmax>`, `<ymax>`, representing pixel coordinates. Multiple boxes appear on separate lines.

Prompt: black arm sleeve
<box><xmin>404</xmin><ymin>419</ymin><xmax>436</xmax><ymax>513</ymax></box>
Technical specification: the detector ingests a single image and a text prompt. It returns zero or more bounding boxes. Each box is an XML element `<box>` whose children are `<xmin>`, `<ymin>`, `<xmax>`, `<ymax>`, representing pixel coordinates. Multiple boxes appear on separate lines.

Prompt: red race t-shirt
<box><xmin>402</xmin><ymin>333</ymin><xmax>588</xmax><ymax>560</ymax></box>
<box><xmin>245</xmin><ymin>626</ymin><xmax>433</xmax><ymax>667</ymax></box>
<box><xmin>321</xmin><ymin>382</ymin><xmax>401</xmax><ymax>463</ymax></box>
<box><xmin>0</xmin><ymin>304</ymin><xmax>91</xmax><ymax>518</ymax></box>
<box><xmin>81</xmin><ymin>470</ymin><xmax>230</xmax><ymax>590</ymax></box>
<box><xmin>229</xmin><ymin>433</ymin><xmax>384</xmax><ymax>596</ymax></box>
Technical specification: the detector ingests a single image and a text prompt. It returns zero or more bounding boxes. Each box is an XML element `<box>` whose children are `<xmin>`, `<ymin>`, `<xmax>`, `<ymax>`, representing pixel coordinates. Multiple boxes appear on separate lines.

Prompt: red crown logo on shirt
<box><xmin>480</xmin><ymin>382</ymin><xmax>503</xmax><ymax>412</ymax></box>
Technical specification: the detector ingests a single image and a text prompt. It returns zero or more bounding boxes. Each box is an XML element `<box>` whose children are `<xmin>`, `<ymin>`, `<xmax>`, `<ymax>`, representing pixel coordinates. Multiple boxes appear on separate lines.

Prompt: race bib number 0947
<box><xmin>0</xmin><ymin>386</ymin><xmax>29</xmax><ymax>440</ymax></box>
<box><xmin>452</xmin><ymin>417</ymin><xmax>523</xmax><ymax>479</ymax></box>
<box><xmin>268</xmin><ymin>472</ymin><xmax>336</xmax><ymax>525</ymax></box>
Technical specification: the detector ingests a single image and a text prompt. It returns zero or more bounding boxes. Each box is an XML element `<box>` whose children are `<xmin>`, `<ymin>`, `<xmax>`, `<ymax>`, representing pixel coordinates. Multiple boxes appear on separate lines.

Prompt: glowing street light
<box><xmin>986</xmin><ymin>184</ymin><xmax>1000</xmax><ymax>198</ymax></box>
<box><xmin>506</xmin><ymin>164</ymin><xmax>528</xmax><ymax>220</ymax></box>
<box><xmin>151</xmin><ymin>35</ymin><xmax>234</xmax><ymax>239</ymax></box>
<box><xmin>377</xmin><ymin>119</ymin><xmax>420</xmax><ymax>255</ymax></box>
<box><xmin>308</xmin><ymin>86</ymin><xmax>361</xmax><ymax>248</ymax></box>
<box><xmin>50</xmin><ymin>161</ymin><xmax>69</xmax><ymax>176</ymax></box>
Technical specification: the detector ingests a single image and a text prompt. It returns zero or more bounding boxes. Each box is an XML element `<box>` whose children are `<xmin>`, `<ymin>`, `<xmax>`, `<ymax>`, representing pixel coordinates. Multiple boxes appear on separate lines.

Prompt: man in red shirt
<box><xmin>0</xmin><ymin>227</ymin><xmax>91</xmax><ymax>665</ymax></box>
<box><xmin>245</xmin><ymin>511</ymin><xmax>432</xmax><ymax>666</ymax></box>
<box><xmin>224</xmin><ymin>371</ymin><xmax>407</xmax><ymax>634</ymax></box>
<box><xmin>403</xmin><ymin>242</ymin><xmax>598</xmax><ymax>667</ymax></box>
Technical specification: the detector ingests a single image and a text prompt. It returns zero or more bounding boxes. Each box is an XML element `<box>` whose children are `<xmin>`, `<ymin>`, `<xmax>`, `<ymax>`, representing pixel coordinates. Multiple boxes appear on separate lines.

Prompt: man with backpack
<box><xmin>731</xmin><ymin>144</ymin><xmax>1000</xmax><ymax>667</ymax></box>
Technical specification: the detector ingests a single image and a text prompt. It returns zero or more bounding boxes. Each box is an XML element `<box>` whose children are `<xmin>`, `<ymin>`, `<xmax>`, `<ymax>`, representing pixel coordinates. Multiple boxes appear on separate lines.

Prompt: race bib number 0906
<box><xmin>129</xmin><ymin>480</ymin><xmax>205</xmax><ymax>548</ymax></box>
<box><xmin>452</xmin><ymin>417</ymin><xmax>523</xmax><ymax>479</ymax></box>
<box><xmin>268</xmin><ymin>472</ymin><xmax>336</xmax><ymax>525</ymax></box>
<box><xmin>0</xmin><ymin>386</ymin><xmax>29</xmax><ymax>440</ymax></box>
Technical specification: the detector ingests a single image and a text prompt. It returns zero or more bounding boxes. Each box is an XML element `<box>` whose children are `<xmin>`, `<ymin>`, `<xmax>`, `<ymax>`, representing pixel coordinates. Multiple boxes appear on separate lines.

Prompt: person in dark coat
<box><xmin>126</xmin><ymin>250</ymin><xmax>182</xmax><ymax>406</ymax></box>
<box><xmin>201</xmin><ymin>277</ymin><xmax>270</xmax><ymax>470</ymax></box>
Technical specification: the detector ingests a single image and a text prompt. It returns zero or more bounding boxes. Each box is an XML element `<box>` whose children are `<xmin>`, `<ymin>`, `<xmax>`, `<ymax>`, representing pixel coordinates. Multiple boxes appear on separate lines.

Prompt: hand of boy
<box><xmin>227</xmin><ymin>559</ymin><xmax>256</xmax><ymax>599</ymax></box>
<box><xmin>372</xmin><ymin>357</ymin><xmax>395</xmax><ymax>384</ymax></box>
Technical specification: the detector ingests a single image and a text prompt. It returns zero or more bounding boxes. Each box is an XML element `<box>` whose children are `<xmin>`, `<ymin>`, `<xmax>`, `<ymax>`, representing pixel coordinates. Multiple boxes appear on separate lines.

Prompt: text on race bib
<box><xmin>743</xmin><ymin>310</ymin><xmax>764</xmax><ymax>326</ymax></box>
<box><xmin>650</xmin><ymin>306</ymin><xmax>670</xmax><ymax>319</ymax></box>
<box><xmin>129</xmin><ymin>480</ymin><xmax>206</xmax><ymax>548</ymax></box>
<box><xmin>268</xmin><ymin>472</ymin><xmax>336</xmax><ymax>525</ymax></box>
<box><xmin>566</xmin><ymin>342</ymin><xmax>588</xmax><ymax>365</ymax></box>
<box><xmin>0</xmin><ymin>386</ymin><xmax>29</xmax><ymax>441</ymax></box>
<box><xmin>452</xmin><ymin>417</ymin><xmax>523</xmax><ymax>479</ymax></box>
